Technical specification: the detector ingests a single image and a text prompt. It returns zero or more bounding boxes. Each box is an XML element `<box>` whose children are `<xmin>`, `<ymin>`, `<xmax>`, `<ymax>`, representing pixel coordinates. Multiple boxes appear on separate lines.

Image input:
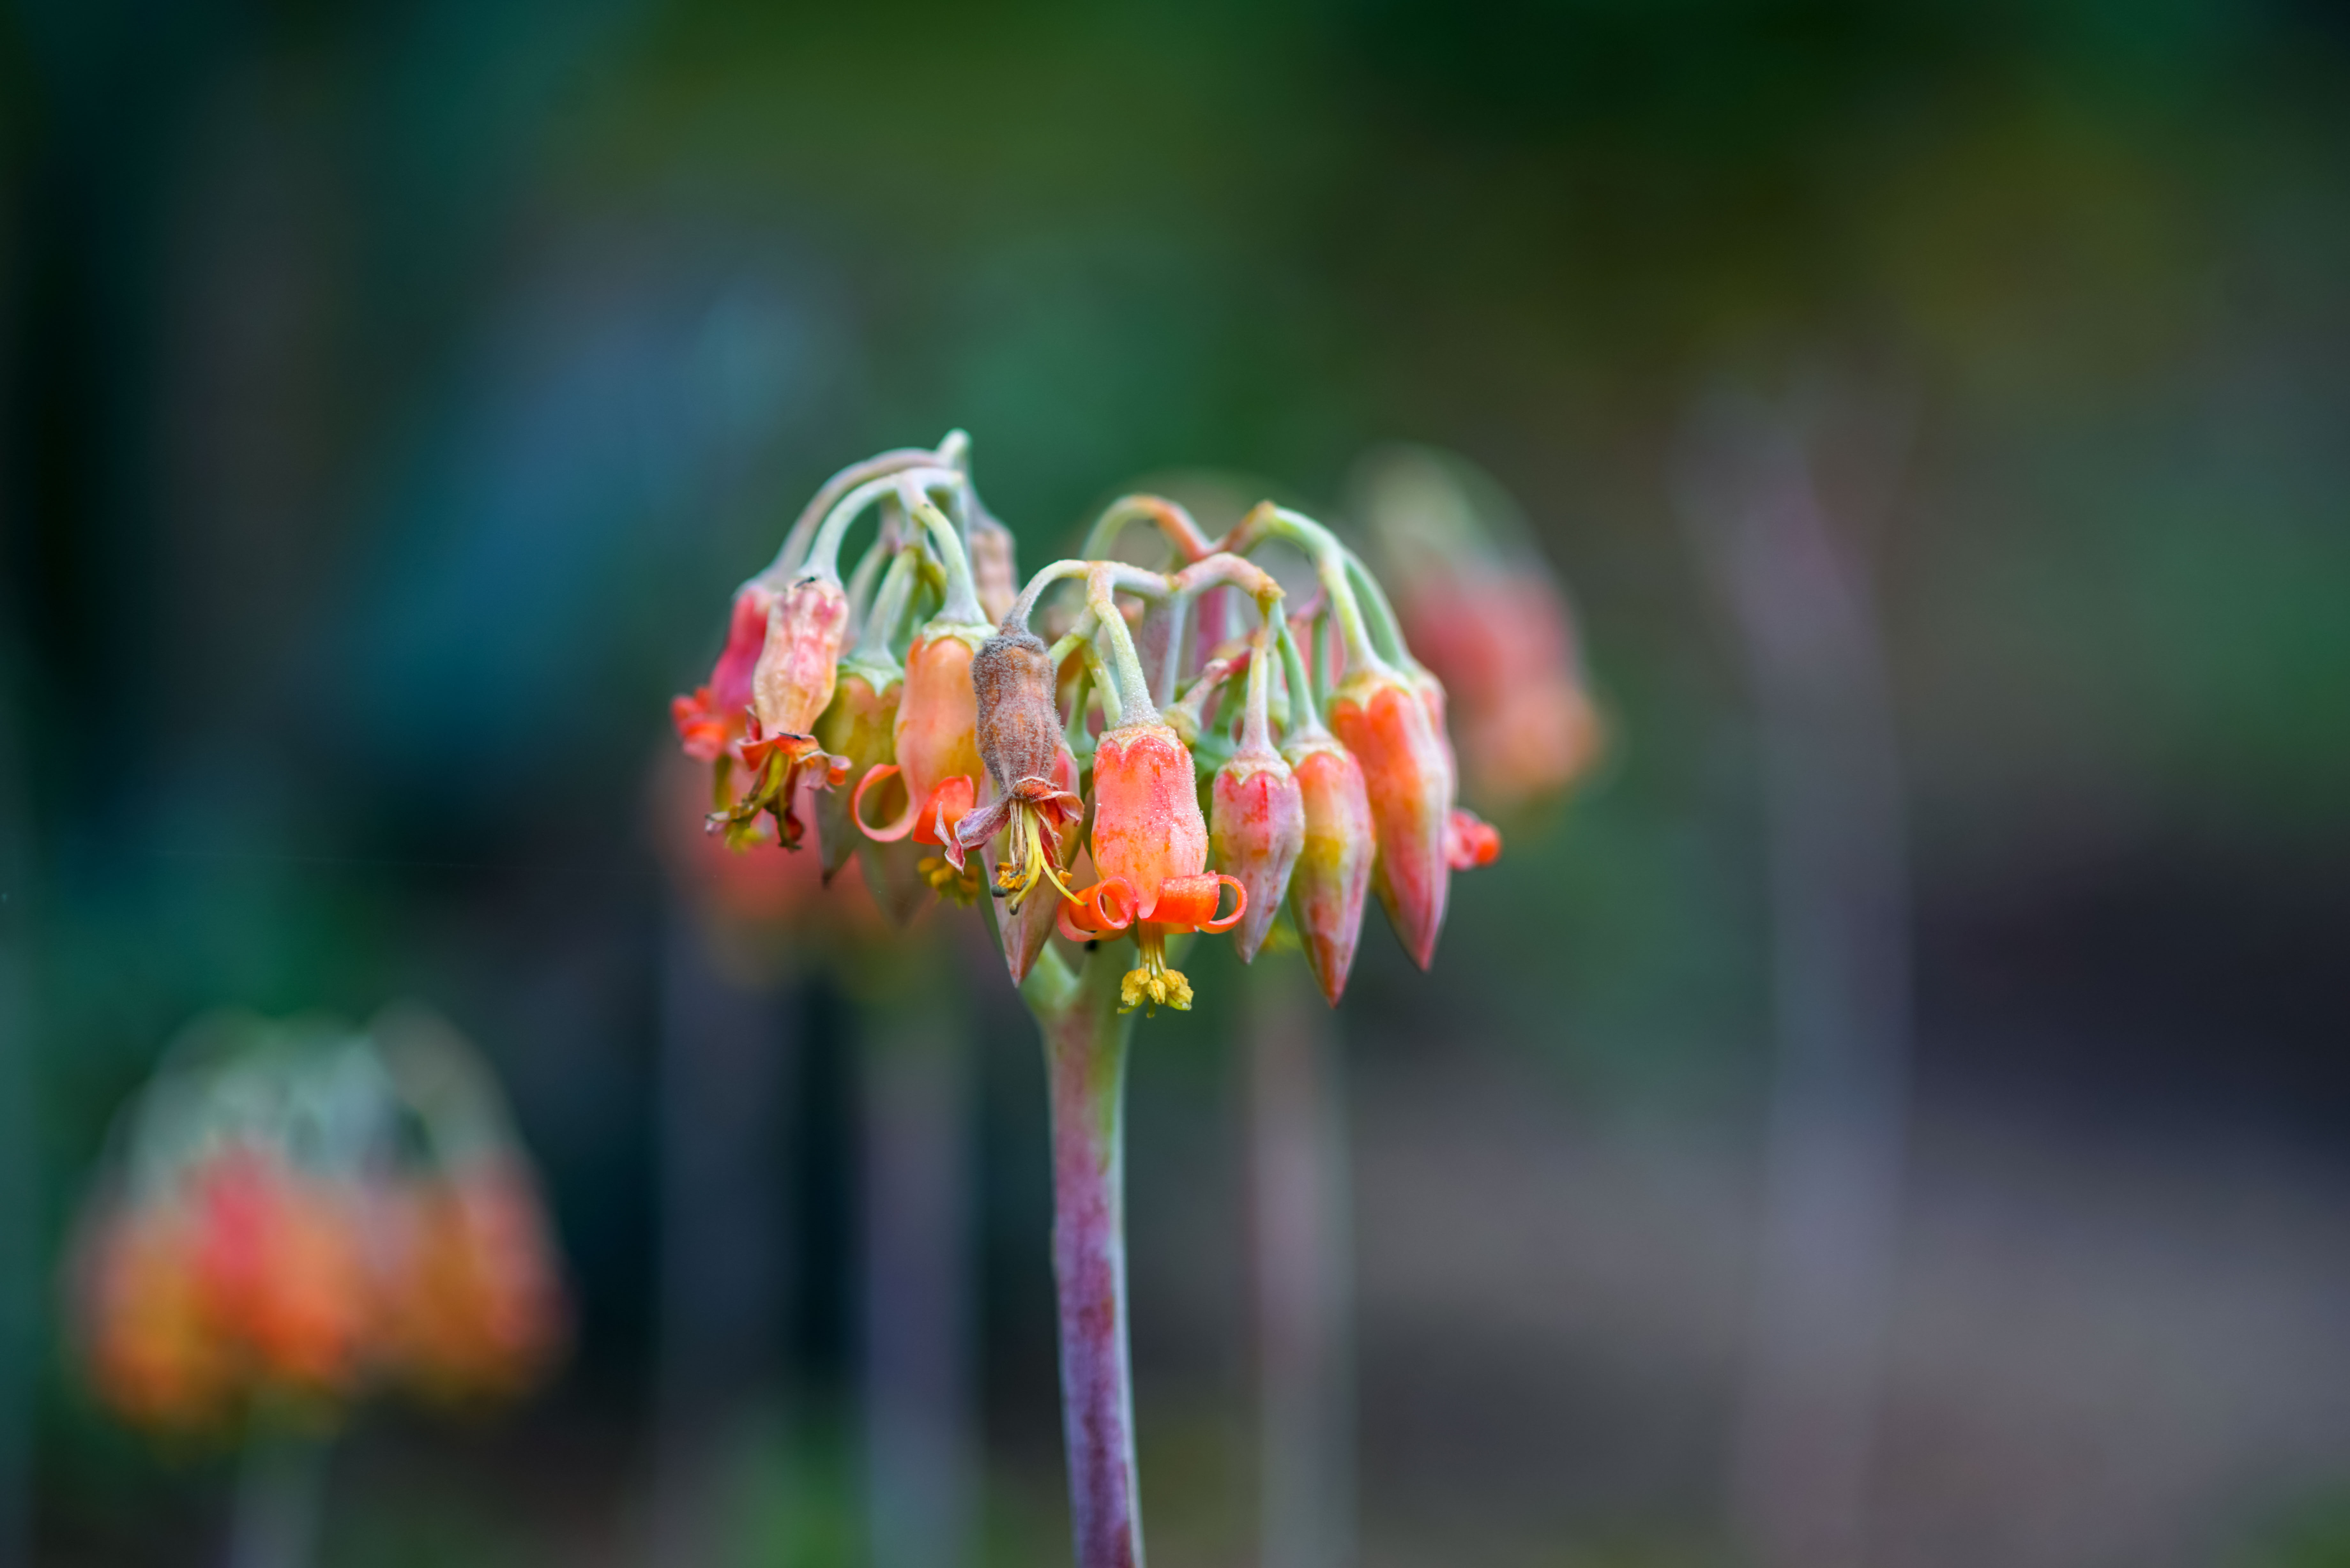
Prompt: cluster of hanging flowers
<box><xmin>71</xmin><ymin>1007</ymin><xmax>568</xmax><ymax>1437</ymax></box>
<box><xmin>671</xmin><ymin>434</ymin><xmax>1597</xmax><ymax>1014</ymax></box>
<box><xmin>1356</xmin><ymin>445</ymin><xmax>1604</xmax><ymax>813</ymax></box>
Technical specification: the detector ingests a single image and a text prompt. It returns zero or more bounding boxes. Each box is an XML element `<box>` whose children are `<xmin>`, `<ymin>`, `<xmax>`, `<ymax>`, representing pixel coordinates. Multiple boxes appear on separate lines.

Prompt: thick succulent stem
<box><xmin>1021</xmin><ymin>949</ymin><xmax>1146</xmax><ymax>1568</ymax></box>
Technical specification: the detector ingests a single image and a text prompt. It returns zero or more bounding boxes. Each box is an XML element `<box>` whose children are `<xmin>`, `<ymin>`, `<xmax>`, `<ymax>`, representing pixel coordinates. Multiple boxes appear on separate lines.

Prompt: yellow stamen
<box><xmin>714</xmin><ymin>750</ymin><xmax>801</xmax><ymax>851</ymax></box>
<box><xmin>918</xmin><ymin>855</ymin><xmax>981</xmax><ymax>904</ymax></box>
<box><xmin>992</xmin><ymin>803</ymin><xmax>1077</xmax><ymax>914</ymax></box>
<box><xmin>1118</xmin><ymin>927</ymin><xmax>1193</xmax><ymax>1016</ymax></box>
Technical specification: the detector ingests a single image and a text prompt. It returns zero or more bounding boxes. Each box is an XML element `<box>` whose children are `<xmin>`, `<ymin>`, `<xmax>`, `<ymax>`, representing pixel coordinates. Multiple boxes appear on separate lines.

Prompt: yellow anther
<box><xmin>990</xmin><ymin>802</ymin><xmax>1076</xmax><ymax>915</ymax></box>
<box><xmin>918</xmin><ymin>856</ymin><xmax>980</xmax><ymax>905</ymax></box>
<box><xmin>1117</xmin><ymin>928</ymin><xmax>1193</xmax><ymax>1015</ymax></box>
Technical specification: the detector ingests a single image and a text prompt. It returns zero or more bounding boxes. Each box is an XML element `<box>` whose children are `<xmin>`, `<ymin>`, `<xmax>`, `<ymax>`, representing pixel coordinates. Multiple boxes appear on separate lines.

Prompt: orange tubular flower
<box><xmin>852</xmin><ymin>628</ymin><xmax>989</xmax><ymax>898</ymax></box>
<box><xmin>1327</xmin><ymin>668</ymin><xmax>1457</xmax><ymax>970</ymax></box>
<box><xmin>717</xmin><ymin>574</ymin><xmax>854</xmax><ymax>851</ymax></box>
<box><xmin>1281</xmin><ymin>733</ymin><xmax>1376</xmax><ymax>1006</ymax></box>
<box><xmin>671</xmin><ymin>579</ymin><xmax>777</xmax><ymax>764</ymax></box>
<box><xmin>1062</xmin><ymin>721</ymin><xmax>1244</xmax><ymax>1014</ymax></box>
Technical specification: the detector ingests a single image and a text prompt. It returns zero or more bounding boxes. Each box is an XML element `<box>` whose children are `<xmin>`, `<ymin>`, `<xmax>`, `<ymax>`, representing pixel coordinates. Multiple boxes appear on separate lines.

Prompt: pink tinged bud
<box><xmin>751</xmin><ymin>576</ymin><xmax>851</xmax><ymax>739</ymax></box>
<box><xmin>710</xmin><ymin>576</ymin><xmax>853</xmax><ymax>853</ymax></box>
<box><xmin>896</xmin><ymin>632</ymin><xmax>983</xmax><ymax>810</ymax></box>
<box><xmin>1327</xmin><ymin>672</ymin><xmax>1453</xmax><ymax>970</ymax></box>
<box><xmin>712</xmin><ymin>582</ymin><xmax>782</xmax><ymax>717</ymax></box>
<box><xmin>856</xmin><ymin>632</ymin><xmax>984</xmax><ymax>850</ymax></box>
<box><xmin>1407</xmin><ymin>663</ymin><xmax>1459</xmax><ymax>798</ymax></box>
<box><xmin>1283</xmin><ymin>736</ymin><xmax>1374</xmax><ymax>1006</ymax></box>
<box><xmin>672</xmin><ymin>580</ymin><xmax>779</xmax><ymax>761</ymax></box>
<box><xmin>1211</xmin><ymin>753</ymin><xmax>1305</xmax><ymax>964</ymax></box>
<box><xmin>1467</xmin><ymin>668</ymin><xmax>1602</xmax><ymax>809</ymax></box>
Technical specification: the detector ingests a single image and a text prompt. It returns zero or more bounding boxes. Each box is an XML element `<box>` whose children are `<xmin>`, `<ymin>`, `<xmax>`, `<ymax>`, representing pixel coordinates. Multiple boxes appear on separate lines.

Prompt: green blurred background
<box><xmin>4</xmin><ymin>0</ymin><xmax>2348</xmax><ymax>1564</ymax></box>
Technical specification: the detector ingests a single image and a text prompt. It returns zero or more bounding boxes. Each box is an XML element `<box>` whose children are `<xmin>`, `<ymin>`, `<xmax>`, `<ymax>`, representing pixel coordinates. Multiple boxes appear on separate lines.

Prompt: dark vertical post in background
<box><xmin>648</xmin><ymin>903</ymin><xmax>797</xmax><ymax>1564</ymax></box>
<box><xmin>860</xmin><ymin>993</ymin><xmax>975</xmax><ymax>1568</ymax></box>
<box><xmin>1248</xmin><ymin>963</ymin><xmax>1354</xmax><ymax>1568</ymax></box>
<box><xmin>1677</xmin><ymin>388</ymin><xmax>1914</xmax><ymax>1568</ymax></box>
<box><xmin>0</xmin><ymin>669</ymin><xmax>33</xmax><ymax>1568</ymax></box>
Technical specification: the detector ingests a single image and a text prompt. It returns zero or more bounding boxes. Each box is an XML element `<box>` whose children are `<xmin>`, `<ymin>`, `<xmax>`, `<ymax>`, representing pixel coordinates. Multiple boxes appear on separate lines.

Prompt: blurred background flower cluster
<box><xmin>2</xmin><ymin>0</ymin><xmax>2348</xmax><ymax>1565</ymax></box>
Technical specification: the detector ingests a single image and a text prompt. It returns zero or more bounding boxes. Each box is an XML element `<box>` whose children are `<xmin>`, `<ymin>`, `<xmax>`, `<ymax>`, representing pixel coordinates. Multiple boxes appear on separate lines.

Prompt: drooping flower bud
<box><xmin>751</xmin><ymin>575</ymin><xmax>852</xmax><ymax>739</ymax></box>
<box><xmin>1361</xmin><ymin>445</ymin><xmax>1602</xmax><ymax>810</ymax></box>
<box><xmin>671</xmin><ymin>579</ymin><xmax>778</xmax><ymax>763</ymax></box>
<box><xmin>1280</xmin><ymin>733</ymin><xmax>1375</xmax><ymax>1006</ymax></box>
<box><xmin>852</xmin><ymin>627</ymin><xmax>988</xmax><ymax>900</ymax></box>
<box><xmin>895</xmin><ymin>630</ymin><xmax>984</xmax><ymax>826</ymax></box>
<box><xmin>721</xmin><ymin>575</ymin><xmax>855</xmax><ymax>851</ymax></box>
<box><xmin>1211</xmin><ymin>753</ymin><xmax>1304</xmax><ymax>964</ymax></box>
<box><xmin>1210</xmin><ymin>639</ymin><xmax>1305</xmax><ymax>964</ymax></box>
<box><xmin>1327</xmin><ymin>668</ymin><xmax>1455</xmax><ymax>970</ymax></box>
<box><xmin>1402</xmin><ymin>577</ymin><xmax>1600</xmax><ymax>809</ymax></box>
